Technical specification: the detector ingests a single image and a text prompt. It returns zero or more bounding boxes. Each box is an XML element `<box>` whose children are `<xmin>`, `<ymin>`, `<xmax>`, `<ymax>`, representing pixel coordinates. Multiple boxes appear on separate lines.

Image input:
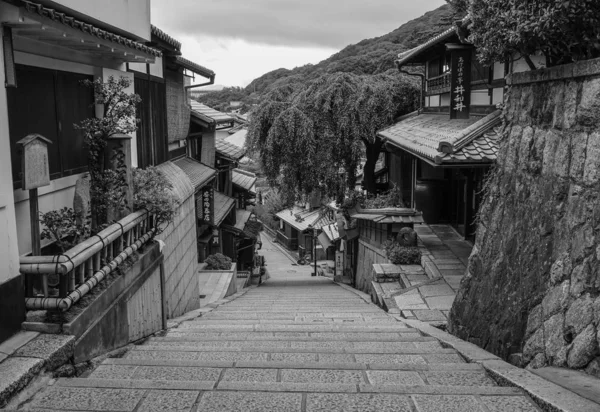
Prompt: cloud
<box><xmin>151</xmin><ymin>0</ymin><xmax>448</xmax><ymax>49</ymax></box>
<box><xmin>175</xmin><ymin>36</ymin><xmax>336</xmax><ymax>86</ymax></box>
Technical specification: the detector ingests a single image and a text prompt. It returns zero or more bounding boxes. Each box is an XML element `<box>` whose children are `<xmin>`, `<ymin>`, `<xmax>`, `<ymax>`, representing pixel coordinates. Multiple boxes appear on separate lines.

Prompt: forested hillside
<box><xmin>195</xmin><ymin>4</ymin><xmax>456</xmax><ymax>112</ymax></box>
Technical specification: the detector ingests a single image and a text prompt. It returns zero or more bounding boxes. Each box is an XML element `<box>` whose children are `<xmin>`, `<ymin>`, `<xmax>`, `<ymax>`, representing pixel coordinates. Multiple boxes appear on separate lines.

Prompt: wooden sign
<box><xmin>335</xmin><ymin>251</ymin><xmax>344</xmax><ymax>275</ymax></box>
<box><xmin>199</xmin><ymin>185</ymin><xmax>214</xmax><ymax>225</ymax></box>
<box><xmin>449</xmin><ymin>47</ymin><xmax>472</xmax><ymax>120</ymax></box>
<box><xmin>237</xmin><ymin>191</ymin><xmax>246</xmax><ymax>209</ymax></box>
<box><xmin>17</xmin><ymin>134</ymin><xmax>52</xmax><ymax>190</ymax></box>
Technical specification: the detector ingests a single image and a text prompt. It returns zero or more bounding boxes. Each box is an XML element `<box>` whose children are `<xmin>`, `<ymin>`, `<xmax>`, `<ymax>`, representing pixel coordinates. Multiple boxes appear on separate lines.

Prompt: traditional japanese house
<box><xmin>275</xmin><ymin>204</ymin><xmax>336</xmax><ymax>260</ymax></box>
<box><xmin>378</xmin><ymin>18</ymin><xmax>506</xmax><ymax>240</ymax></box>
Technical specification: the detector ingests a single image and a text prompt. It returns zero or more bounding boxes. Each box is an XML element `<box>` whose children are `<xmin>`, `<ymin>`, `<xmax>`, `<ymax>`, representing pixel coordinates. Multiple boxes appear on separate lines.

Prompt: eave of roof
<box><xmin>19</xmin><ymin>0</ymin><xmax>161</xmax><ymax>59</ymax></box>
<box><xmin>175</xmin><ymin>56</ymin><xmax>214</xmax><ymax>80</ymax></box>
<box><xmin>378</xmin><ymin>111</ymin><xmax>501</xmax><ymax>166</ymax></box>
<box><xmin>349</xmin><ymin>206</ymin><xmax>424</xmax><ymax>224</ymax></box>
<box><xmin>216</xmin><ymin>138</ymin><xmax>246</xmax><ymax>161</ymax></box>
<box><xmin>276</xmin><ymin>207</ymin><xmax>335</xmax><ymax>232</ymax></box>
<box><xmin>395</xmin><ymin>15</ymin><xmax>471</xmax><ymax>68</ymax></box>
<box><xmin>190</xmin><ymin>101</ymin><xmax>234</xmax><ymax>126</ymax></box>
<box><xmin>151</xmin><ymin>25</ymin><xmax>181</xmax><ymax>52</ymax></box>
<box><xmin>173</xmin><ymin>157</ymin><xmax>217</xmax><ymax>191</ymax></box>
<box><xmin>213</xmin><ymin>192</ymin><xmax>236</xmax><ymax>227</ymax></box>
<box><xmin>232</xmin><ymin>169</ymin><xmax>257</xmax><ymax>192</ymax></box>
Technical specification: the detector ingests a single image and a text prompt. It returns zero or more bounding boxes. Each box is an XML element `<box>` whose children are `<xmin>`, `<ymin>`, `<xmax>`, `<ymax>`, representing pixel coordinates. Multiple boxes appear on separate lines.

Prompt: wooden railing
<box><xmin>20</xmin><ymin>210</ymin><xmax>156</xmax><ymax>311</ymax></box>
<box><xmin>276</xmin><ymin>230</ymin><xmax>298</xmax><ymax>250</ymax></box>
<box><xmin>427</xmin><ymin>72</ymin><xmax>451</xmax><ymax>94</ymax></box>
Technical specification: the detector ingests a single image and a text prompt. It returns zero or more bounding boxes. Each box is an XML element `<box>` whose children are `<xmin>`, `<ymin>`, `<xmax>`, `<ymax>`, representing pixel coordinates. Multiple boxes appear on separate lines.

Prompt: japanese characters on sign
<box><xmin>450</xmin><ymin>48</ymin><xmax>471</xmax><ymax>119</ymax></box>
<box><xmin>200</xmin><ymin>186</ymin><xmax>214</xmax><ymax>225</ymax></box>
<box><xmin>335</xmin><ymin>251</ymin><xmax>344</xmax><ymax>275</ymax></box>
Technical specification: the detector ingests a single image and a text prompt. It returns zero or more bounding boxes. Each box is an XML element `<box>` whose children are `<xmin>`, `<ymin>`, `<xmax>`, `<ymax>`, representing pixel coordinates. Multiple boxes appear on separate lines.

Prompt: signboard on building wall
<box><xmin>335</xmin><ymin>251</ymin><xmax>344</xmax><ymax>275</ymax></box>
<box><xmin>449</xmin><ymin>46</ymin><xmax>472</xmax><ymax>120</ymax></box>
<box><xmin>237</xmin><ymin>191</ymin><xmax>246</xmax><ymax>209</ymax></box>
<box><xmin>200</xmin><ymin>186</ymin><xmax>214</xmax><ymax>225</ymax></box>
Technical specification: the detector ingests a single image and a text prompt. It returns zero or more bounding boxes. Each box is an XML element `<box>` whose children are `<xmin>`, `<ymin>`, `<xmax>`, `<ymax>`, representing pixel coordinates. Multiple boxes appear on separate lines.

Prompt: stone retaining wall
<box><xmin>449</xmin><ymin>58</ymin><xmax>600</xmax><ymax>376</ymax></box>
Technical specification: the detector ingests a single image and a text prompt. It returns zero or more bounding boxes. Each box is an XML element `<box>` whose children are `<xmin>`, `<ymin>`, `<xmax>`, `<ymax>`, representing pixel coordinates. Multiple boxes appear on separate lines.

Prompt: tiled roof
<box><xmin>321</xmin><ymin>223</ymin><xmax>341</xmax><ymax>242</ymax></box>
<box><xmin>151</xmin><ymin>25</ymin><xmax>181</xmax><ymax>51</ymax></box>
<box><xmin>20</xmin><ymin>0</ymin><xmax>161</xmax><ymax>57</ymax></box>
<box><xmin>232</xmin><ymin>169</ymin><xmax>257</xmax><ymax>192</ymax></box>
<box><xmin>234</xmin><ymin>209</ymin><xmax>253</xmax><ymax>231</ymax></box>
<box><xmin>173</xmin><ymin>157</ymin><xmax>216</xmax><ymax>191</ymax></box>
<box><xmin>216</xmin><ymin>138</ymin><xmax>246</xmax><ymax>160</ymax></box>
<box><xmin>349</xmin><ymin>207</ymin><xmax>424</xmax><ymax>224</ymax></box>
<box><xmin>276</xmin><ymin>207</ymin><xmax>335</xmax><ymax>232</ymax></box>
<box><xmin>175</xmin><ymin>56</ymin><xmax>214</xmax><ymax>79</ymax></box>
<box><xmin>396</xmin><ymin>15</ymin><xmax>471</xmax><ymax>68</ymax></box>
<box><xmin>225</xmin><ymin>129</ymin><xmax>247</xmax><ymax>148</ymax></box>
<box><xmin>378</xmin><ymin>110</ymin><xmax>502</xmax><ymax>165</ymax></box>
<box><xmin>213</xmin><ymin>192</ymin><xmax>236</xmax><ymax>227</ymax></box>
<box><xmin>190</xmin><ymin>101</ymin><xmax>233</xmax><ymax>126</ymax></box>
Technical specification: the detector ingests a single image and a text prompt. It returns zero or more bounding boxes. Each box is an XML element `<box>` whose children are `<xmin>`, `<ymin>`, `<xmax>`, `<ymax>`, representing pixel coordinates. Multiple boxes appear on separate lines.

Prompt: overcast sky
<box><xmin>151</xmin><ymin>0</ymin><xmax>447</xmax><ymax>87</ymax></box>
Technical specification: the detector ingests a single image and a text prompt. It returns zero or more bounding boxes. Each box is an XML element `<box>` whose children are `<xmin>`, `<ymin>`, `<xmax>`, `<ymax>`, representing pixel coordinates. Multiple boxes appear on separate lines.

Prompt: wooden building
<box><xmin>378</xmin><ymin>18</ymin><xmax>505</xmax><ymax>240</ymax></box>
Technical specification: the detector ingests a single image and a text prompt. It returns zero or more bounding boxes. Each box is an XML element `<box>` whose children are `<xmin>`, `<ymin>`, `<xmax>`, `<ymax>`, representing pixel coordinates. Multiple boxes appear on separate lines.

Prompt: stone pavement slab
<box><xmin>14</xmin><ymin>231</ymin><xmax>590</xmax><ymax>411</ymax></box>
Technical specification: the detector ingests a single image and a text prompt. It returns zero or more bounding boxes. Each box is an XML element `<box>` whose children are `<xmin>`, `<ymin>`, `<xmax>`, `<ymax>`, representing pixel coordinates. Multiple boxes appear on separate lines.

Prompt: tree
<box><xmin>247</xmin><ymin>72</ymin><xmax>419</xmax><ymax>203</ymax></box>
<box><xmin>448</xmin><ymin>0</ymin><xmax>600</xmax><ymax>67</ymax></box>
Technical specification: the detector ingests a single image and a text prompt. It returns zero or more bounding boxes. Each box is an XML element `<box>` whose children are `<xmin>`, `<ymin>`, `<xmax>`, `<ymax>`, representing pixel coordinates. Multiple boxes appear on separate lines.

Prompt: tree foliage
<box><xmin>247</xmin><ymin>72</ymin><xmax>419</xmax><ymax>204</ymax></box>
<box><xmin>449</xmin><ymin>0</ymin><xmax>600</xmax><ymax>66</ymax></box>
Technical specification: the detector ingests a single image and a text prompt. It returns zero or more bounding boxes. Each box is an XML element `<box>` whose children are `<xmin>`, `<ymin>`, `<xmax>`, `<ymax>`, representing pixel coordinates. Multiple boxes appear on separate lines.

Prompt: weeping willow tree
<box><xmin>247</xmin><ymin>72</ymin><xmax>419</xmax><ymax>204</ymax></box>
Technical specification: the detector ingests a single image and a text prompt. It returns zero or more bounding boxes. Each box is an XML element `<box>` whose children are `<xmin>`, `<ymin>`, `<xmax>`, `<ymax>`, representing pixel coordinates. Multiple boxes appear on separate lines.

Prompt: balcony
<box><xmin>426</xmin><ymin>72</ymin><xmax>451</xmax><ymax>95</ymax></box>
<box><xmin>276</xmin><ymin>230</ymin><xmax>298</xmax><ymax>251</ymax></box>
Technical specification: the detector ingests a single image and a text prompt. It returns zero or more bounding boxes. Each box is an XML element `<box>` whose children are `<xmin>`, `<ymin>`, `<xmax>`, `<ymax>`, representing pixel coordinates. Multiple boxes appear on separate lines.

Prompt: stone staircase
<box><xmin>19</xmin><ymin>277</ymin><xmax>542</xmax><ymax>411</ymax></box>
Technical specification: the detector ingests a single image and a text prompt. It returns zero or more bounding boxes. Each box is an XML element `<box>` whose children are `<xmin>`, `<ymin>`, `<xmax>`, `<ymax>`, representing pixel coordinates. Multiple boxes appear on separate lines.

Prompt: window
<box><xmin>134</xmin><ymin>76</ymin><xmax>168</xmax><ymax>168</ymax></box>
<box><xmin>8</xmin><ymin>65</ymin><xmax>94</xmax><ymax>188</ymax></box>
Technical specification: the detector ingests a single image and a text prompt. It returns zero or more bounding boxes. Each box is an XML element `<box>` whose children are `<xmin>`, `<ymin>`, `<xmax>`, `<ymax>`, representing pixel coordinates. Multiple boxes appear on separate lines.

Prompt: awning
<box><xmin>216</xmin><ymin>138</ymin><xmax>245</xmax><ymax>161</ymax></box>
<box><xmin>173</xmin><ymin>157</ymin><xmax>216</xmax><ymax>192</ymax></box>
<box><xmin>190</xmin><ymin>101</ymin><xmax>234</xmax><ymax>128</ymax></box>
<box><xmin>379</xmin><ymin>110</ymin><xmax>502</xmax><ymax>166</ymax></box>
<box><xmin>232</xmin><ymin>169</ymin><xmax>257</xmax><ymax>193</ymax></box>
<box><xmin>11</xmin><ymin>0</ymin><xmax>160</xmax><ymax>63</ymax></box>
<box><xmin>349</xmin><ymin>207</ymin><xmax>424</xmax><ymax>224</ymax></box>
<box><xmin>175</xmin><ymin>56</ymin><xmax>214</xmax><ymax>80</ymax></box>
<box><xmin>213</xmin><ymin>191</ymin><xmax>236</xmax><ymax>227</ymax></box>
<box><xmin>276</xmin><ymin>206</ymin><xmax>335</xmax><ymax>233</ymax></box>
<box><xmin>317</xmin><ymin>232</ymin><xmax>332</xmax><ymax>250</ymax></box>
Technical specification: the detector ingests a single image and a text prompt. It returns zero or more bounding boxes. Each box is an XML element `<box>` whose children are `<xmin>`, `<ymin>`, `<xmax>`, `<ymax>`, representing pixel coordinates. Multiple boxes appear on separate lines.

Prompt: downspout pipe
<box><xmin>395</xmin><ymin>61</ymin><xmax>425</xmax><ymax>112</ymax></box>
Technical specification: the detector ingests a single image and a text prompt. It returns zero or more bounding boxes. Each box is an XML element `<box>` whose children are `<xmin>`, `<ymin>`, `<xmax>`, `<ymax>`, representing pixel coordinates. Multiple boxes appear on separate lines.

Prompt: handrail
<box><xmin>20</xmin><ymin>209</ymin><xmax>156</xmax><ymax>311</ymax></box>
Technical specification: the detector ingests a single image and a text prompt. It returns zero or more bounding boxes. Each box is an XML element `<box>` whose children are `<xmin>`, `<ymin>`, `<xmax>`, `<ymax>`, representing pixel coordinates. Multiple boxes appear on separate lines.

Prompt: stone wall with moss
<box><xmin>449</xmin><ymin>58</ymin><xmax>600</xmax><ymax>376</ymax></box>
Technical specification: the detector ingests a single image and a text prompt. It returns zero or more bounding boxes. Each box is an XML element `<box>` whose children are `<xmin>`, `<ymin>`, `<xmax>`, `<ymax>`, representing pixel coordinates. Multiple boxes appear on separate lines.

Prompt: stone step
<box><xmin>4</xmin><ymin>391</ymin><xmax>543</xmax><ymax>412</ymax></box>
<box><xmin>143</xmin><ymin>338</ymin><xmax>442</xmax><ymax>351</ymax></box>
<box><xmin>133</xmin><ymin>344</ymin><xmax>449</xmax><ymax>355</ymax></box>
<box><xmin>181</xmin><ymin>318</ymin><xmax>398</xmax><ymax>325</ymax></box>
<box><xmin>120</xmin><ymin>349</ymin><xmax>465</xmax><ymax>365</ymax></box>
<box><xmin>173</xmin><ymin>324</ymin><xmax>412</xmax><ymax>332</ymax></box>
<box><xmin>165</xmin><ymin>331</ymin><xmax>423</xmax><ymax>341</ymax></box>
<box><xmin>216</xmin><ymin>308</ymin><xmax>384</xmax><ymax>313</ymax></box>
<box><xmin>55</xmin><ymin>377</ymin><xmax>520</xmax><ymax>395</ymax></box>
<box><xmin>202</xmin><ymin>312</ymin><xmax>387</xmax><ymax>318</ymax></box>
<box><xmin>98</xmin><ymin>357</ymin><xmax>482</xmax><ymax>371</ymax></box>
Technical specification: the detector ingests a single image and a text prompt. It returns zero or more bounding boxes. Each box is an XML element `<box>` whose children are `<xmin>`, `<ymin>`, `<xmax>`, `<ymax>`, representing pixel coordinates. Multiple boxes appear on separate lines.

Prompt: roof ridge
<box><xmin>438</xmin><ymin>109</ymin><xmax>502</xmax><ymax>153</ymax></box>
<box><xmin>151</xmin><ymin>24</ymin><xmax>181</xmax><ymax>51</ymax></box>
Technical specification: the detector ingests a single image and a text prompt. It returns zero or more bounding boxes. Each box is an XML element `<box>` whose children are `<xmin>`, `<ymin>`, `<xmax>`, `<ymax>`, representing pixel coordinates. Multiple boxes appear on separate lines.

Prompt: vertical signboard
<box><xmin>335</xmin><ymin>251</ymin><xmax>344</xmax><ymax>276</ymax></box>
<box><xmin>449</xmin><ymin>47</ymin><xmax>472</xmax><ymax>119</ymax></box>
<box><xmin>200</xmin><ymin>186</ymin><xmax>214</xmax><ymax>225</ymax></box>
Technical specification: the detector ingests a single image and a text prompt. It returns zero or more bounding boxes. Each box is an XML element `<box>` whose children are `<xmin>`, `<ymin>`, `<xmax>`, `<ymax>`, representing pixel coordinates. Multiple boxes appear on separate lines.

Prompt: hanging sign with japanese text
<box><xmin>199</xmin><ymin>186</ymin><xmax>214</xmax><ymax>225</ymax></box>
<box><xmin>335</xmin><ymin>251</ymin><xmax>344</xmax><ymax>275</ymax></box>
<box><xmin>449</xmin><ymin>47</ymin><xmax>472</xmax><ymax>120</ymax></box>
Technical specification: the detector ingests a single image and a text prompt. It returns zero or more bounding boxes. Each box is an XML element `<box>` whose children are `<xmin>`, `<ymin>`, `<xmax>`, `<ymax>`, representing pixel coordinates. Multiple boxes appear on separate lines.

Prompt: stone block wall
<box><xmin>449</xmin><ymin>58</ymin><xmax>600</xmax><ymax>376</ymax></box>
<box><xmin>156</xmin><ymin>162</ymin><xmax>200</xmax><ymax>318</ymax></box>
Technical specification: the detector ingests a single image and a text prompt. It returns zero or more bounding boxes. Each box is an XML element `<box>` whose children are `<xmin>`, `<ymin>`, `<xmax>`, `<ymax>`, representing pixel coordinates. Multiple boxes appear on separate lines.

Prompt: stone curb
<box><xmin>397</xmin><ymin>317</ymin><xmax>600</xmax><ymax>412</ymax></box>
<box><xmin>0</xmin><ymin>334</ymin><xmax>75</xmax><ymax>409</ymax></box>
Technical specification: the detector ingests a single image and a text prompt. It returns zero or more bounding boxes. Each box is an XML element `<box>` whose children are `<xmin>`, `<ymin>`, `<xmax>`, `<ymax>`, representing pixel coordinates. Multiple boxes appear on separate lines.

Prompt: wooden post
<box><xmin>17</xmin><ymin>134</ymin><xmax>52</xmax><ymax>297</ymax></box>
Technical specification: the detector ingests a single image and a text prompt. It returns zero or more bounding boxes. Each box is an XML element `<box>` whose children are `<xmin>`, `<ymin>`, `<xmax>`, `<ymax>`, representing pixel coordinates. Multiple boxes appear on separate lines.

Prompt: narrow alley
<box><xmin>16</xmin><ymin>234</ymin><xmax>542</xmax><ymax>412</ymax></box>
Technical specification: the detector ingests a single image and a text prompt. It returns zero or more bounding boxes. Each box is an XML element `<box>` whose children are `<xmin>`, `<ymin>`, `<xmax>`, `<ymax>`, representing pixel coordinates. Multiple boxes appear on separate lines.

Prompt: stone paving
<box><xmin>17</xmin><ymin>233</ymin><xmax>543</xmax><ymax>411</ymax></box>
<box><xmin>391</xmin><ymin>225</ymin><xmax>473</xmax><ymax>324</ymax></box>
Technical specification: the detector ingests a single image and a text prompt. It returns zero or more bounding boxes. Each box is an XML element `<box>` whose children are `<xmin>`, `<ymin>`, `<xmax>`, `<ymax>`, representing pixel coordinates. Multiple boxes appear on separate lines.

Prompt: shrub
<box><xmin>40</xmin><ymin>207</ymin><xmax>90</xmax><ymax>253</ymax></box>
<box><xmin>133</xmin><ymin>167</ymin><xmax>176</xmax><ymax>236</ymax></box>
<box><xmin>204</xmin><ymin>253</ymin><xmax>233</xmax><ymax>270</ymax></box>
<box><xmin>449</xmin><ymin>0</ymin><xmax>600</xmax><ymax>67</ymax></box>
<box><xmin>384</xmin><ymin>241</ymin><xmax>422</xmax><ymax>265</ymax></box>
